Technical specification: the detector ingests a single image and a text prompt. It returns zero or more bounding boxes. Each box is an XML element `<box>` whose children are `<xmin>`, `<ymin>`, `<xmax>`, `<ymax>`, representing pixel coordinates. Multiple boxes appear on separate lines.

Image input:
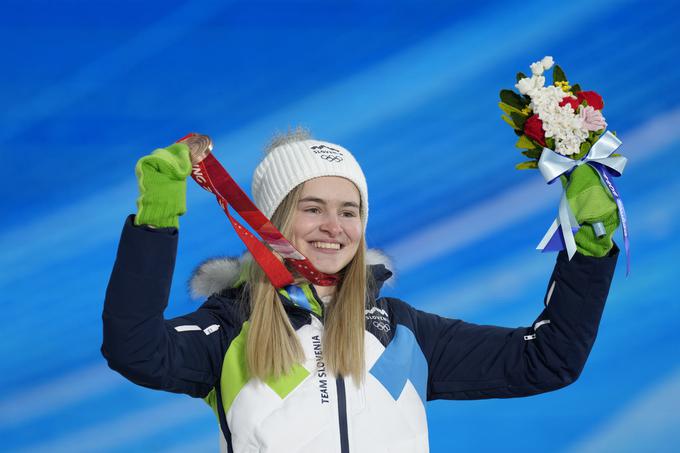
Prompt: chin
<box><xmin>309</xmin><ymin>260</ymin><xmax>345</xmax><ymax>275</ymax></box>
<box><xmin>305</xmin><ymin>253</ymin><xmax>352</xmax><ymax>275</ymax></box>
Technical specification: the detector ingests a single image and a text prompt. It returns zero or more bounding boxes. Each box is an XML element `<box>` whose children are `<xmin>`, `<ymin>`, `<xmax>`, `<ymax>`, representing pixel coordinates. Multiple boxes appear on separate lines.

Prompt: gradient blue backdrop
<box><xmin>1</xmin><ymin>0</ymin><xmax>679</xmax><ymax>451</ymax></box>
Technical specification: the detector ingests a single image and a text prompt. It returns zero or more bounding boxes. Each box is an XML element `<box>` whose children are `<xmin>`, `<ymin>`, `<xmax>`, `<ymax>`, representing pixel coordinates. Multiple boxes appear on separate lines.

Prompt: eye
<box><xmin>305</xmin><ymin>207</ymin><xmax>322</xmax><ymax>214</ymax></box>
<box><xmin>341</xmin><ymin>210</ymin><xmax>358</xmax><ymax>218</ymax></box>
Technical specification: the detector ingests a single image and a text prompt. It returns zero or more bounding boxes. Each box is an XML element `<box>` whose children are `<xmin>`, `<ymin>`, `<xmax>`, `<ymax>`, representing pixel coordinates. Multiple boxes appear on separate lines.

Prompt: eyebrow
<box><xmin>298</xmin><ymin>196</ymin><xmax>360</xmax><ymax>209</ymax></box>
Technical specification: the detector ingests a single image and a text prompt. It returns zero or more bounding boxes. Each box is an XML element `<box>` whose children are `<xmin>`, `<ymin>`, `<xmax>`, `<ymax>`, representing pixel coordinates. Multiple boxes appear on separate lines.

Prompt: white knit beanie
<box><xmin>252</xmin><ymin>139</ymin><xmax>368</xmax><ymax>229</ymax></box>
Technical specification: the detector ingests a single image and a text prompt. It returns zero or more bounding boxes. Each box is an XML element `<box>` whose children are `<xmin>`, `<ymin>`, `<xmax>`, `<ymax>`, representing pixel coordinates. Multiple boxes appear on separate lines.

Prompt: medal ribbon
<box><xmin>177</xmin><ymin>133</ymin><xmax>339</xmax><ymax>288</ymax></box>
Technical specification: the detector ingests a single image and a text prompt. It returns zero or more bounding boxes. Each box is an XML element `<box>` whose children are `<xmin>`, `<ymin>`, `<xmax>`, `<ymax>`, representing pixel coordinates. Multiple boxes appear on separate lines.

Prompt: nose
<box><xmin>320</xmin><ymin>213</ymin><xmax>343</xmax><ymax>236</ymax></box>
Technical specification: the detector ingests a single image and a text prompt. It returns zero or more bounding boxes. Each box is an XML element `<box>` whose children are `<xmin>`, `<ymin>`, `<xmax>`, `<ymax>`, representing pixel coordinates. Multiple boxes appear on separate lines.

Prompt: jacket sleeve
<box><xmin>409</xmin><ymin>244</ymin><xmax>618</xmax><ymax>401</ymax></box>
<box><xmin>101</xmin><ymin>215</ymin><xmax>234</xmax><ymax>398</ymax></box>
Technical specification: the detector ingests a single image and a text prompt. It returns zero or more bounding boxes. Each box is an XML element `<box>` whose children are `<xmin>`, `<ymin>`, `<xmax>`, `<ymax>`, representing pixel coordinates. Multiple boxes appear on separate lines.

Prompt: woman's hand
<box><xmin>564</xmin><ymin>164</ymin><xmax>619</xmax><ymax>257</ymax></box>
<box><xmin>134</xmin><ymin>143</ymin><xmax>192</xmax><ymax>229</ymax></box>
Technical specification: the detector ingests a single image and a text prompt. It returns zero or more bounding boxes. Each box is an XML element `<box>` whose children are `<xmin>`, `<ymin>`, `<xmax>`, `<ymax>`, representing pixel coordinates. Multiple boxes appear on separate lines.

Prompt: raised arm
<box><xmin>414</xmin><ymin>152</ymin><xmax>620</xmax><ymax>399</ymax></box>
<box><xmin>409</xmin><ymin>244</ymin><xmax>618</xmax><ymax>401</ymax></box>
<box><xmin>101</xmin><ymin>144</ymin><xmax>233</xmax><ymax>398</ymax></box>
<box><xmin>103</xmin><ymin>216</ymin><xmax>234</xmax><ymax>398</ymax></box>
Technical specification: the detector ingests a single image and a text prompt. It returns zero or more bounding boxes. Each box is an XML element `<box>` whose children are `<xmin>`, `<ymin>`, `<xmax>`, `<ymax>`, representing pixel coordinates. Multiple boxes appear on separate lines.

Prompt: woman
<box><xmin>102</xmin><ymin>129</ymin><xmax>619</xmax><ymax>452</ymax></box>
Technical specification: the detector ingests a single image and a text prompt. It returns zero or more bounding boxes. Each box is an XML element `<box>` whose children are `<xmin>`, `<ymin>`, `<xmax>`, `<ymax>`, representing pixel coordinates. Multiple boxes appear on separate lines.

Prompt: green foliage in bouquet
<box><xmin>553</xmin><ymin>65</ymin><xmax>567</xmax><ymax>83</ymax></box>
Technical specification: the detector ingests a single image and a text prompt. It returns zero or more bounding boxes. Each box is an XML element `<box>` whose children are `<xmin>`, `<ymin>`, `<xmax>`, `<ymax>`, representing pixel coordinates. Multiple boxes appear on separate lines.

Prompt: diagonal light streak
<box><xmin>0</xmin><ymin>363</ymin><xmax>120</xmax><ymax>427</ymax></box>
<box><xmin>564</xmin><ymin>365</ymin><xmax>680</xmax><ymax>453</ymax></box>
<box><xmin>0</xmin><ymin>0</ymin><xmax>232</xmax><ymax>143</ymax></box>
<box><xmin>14</xmin><ymin>397</ymin><xmax>208</xmax><ymax>453</ymax></box>
<box><xmin>209</xmin><ymin>0</ymin><xmax>633</xmax><ymax>179</ymax></box>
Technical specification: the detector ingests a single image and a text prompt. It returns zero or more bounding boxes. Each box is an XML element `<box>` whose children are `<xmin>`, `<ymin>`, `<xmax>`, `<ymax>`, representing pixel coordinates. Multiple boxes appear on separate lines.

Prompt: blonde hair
<box><xmin>245</xmin><ymin>182</ymin><xmax>369</xmax><ymax>382</ymax></box>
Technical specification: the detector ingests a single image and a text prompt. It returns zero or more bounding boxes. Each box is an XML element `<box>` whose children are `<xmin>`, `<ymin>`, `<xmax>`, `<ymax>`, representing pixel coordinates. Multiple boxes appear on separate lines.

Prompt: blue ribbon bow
<box><xmin>536</xmin><ymin>131</ymin><xmax>630</xmax><ymax>274</ymax></box>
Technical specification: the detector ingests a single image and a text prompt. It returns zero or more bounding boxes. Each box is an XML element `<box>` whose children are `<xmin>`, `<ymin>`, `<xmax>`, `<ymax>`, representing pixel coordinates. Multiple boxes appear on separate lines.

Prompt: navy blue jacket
<box><xmin>102</xmin><ymin>215</ymin><xmax>618</xmax><ymax>451</ymax></box>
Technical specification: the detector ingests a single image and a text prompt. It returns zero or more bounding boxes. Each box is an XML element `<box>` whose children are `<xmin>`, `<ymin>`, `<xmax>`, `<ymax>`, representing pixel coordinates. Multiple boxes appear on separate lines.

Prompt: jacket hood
<box><xmin>189</xmin><ymin>249</ymin><xmax>394</xmax><ymax>299</ymax></box>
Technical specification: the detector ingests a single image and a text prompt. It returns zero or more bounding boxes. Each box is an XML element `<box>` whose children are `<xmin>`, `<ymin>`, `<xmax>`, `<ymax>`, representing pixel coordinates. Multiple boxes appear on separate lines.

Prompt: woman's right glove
<box><xmin>134</xmin><ymin>143</ymin><xmax>192</xmax><ymax>229</ymax></box>
<box><xmin>564</xmin><ymin>164</ymin><xmax>620</xmax><ymax>257</ymax></box>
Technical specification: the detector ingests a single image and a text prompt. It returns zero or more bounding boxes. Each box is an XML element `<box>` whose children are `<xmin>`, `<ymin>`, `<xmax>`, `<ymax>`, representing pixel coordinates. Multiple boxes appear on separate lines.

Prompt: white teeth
<box><xmin>312</xmin><ymin>241</ymin><xmax>341</xmax><ymax>250</ymax></box>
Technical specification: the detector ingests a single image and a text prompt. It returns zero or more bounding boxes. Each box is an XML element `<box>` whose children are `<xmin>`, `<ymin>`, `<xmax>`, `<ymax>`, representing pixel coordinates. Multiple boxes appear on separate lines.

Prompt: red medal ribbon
<box><xmin>177</xmin><ymin>133</ymin><xmax>339</xmax><ymax>288</ymax></box>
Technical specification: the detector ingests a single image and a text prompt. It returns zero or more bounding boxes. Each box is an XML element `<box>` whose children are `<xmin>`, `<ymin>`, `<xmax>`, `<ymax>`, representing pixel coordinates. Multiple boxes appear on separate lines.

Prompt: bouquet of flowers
<box><xmin>499</xmin><ymin>56</ymin><xmax>629</xmax><ymax>272</ymax></box>
<box><xmin>499</xmin><ymin>56</ymin><xmax>612</xmax><ymax>166</ymax></box>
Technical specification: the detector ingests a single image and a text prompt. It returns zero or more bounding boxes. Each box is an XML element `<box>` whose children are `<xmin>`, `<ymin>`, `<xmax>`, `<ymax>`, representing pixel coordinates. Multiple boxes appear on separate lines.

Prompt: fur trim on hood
<box><xmin>189</xmin><ymin>249</ymin><xmax>394</xmax><ymax>299</ymax></box>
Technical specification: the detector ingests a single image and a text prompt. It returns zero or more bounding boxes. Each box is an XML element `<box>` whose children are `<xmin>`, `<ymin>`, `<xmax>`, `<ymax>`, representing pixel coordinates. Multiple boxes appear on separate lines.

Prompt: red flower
<box><xmin>559</xmin><ymin>96</ymin><xmax>580</xmax><ymax>110</ymax></box>
<box><xmin>524</xmin><ymin>114</ymin><xmax>546</xmax><ymax>147</ymax></box>
<box><xmin>576</xmin><ymin>91</ymin><xmax>604</xmax><ymax>110</ymax></box>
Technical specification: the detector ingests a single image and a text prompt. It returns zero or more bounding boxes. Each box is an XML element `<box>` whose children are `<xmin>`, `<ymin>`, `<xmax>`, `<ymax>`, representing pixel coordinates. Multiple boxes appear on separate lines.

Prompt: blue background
<box><xmin>1</xmin><ymin>0</ymin><xmax>679</xmax><ymax>451</ymax></box>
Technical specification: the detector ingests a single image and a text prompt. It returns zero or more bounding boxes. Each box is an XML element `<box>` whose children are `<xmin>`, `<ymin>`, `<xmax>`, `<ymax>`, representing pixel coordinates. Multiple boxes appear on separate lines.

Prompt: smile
<box><xmin>311</xmin><ymin>241</ymin><xmax>342</xmax><ymax>250</ymax></box>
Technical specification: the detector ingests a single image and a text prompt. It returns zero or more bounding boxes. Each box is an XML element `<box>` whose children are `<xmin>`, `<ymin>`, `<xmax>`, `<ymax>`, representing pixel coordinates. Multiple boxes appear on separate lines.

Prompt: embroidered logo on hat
<box><xmin>311</xmin><ymin>144</ymin><xmax>344</xmax><ymax>162</ymax></box>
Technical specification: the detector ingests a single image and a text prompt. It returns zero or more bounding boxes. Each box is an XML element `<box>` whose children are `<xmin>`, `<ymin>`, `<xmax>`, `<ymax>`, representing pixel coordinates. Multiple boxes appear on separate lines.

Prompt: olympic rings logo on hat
<box><xmin>311</xmin><ymin>144</ymin><xmax>344</xmax><ymax>163</ymax></box>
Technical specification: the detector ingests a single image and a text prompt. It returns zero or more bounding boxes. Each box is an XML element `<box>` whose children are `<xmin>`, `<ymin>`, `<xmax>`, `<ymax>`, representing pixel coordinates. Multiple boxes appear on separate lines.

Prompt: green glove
<box><xmin>563</xmin><ymin>164</ymin><xmax>619</xmax><ymax>257</ymax></box>
<box><xmin>134</xmin><ymin>143</ymin><xmax>192</xmax><ymax>229</ymax></box>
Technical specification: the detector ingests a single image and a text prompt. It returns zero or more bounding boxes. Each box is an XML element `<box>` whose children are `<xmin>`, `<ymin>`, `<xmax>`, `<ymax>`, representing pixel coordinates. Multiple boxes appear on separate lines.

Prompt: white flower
<box><xmin>533</xmin><ymin>75</ymin><xmax>545</xmax><ymax>90</ymax></box>
<box><xmin>530</xmin><ymin>60</ymin><xmax>544</xmax><ymax>76</ymax></box>
<box><xmin>541</xmin><ymin>56</ymin><xmax>554</xmax><ymax>71</ymax></box>
<box><xmin>515</xmin><ymin>75</ymin><xmax>545</xmax><ymax>95</ymax></box>
<box><xmin>515</xmin><ymin>77</ymin><xmax>534</xmax><ymax>95</ymax></box>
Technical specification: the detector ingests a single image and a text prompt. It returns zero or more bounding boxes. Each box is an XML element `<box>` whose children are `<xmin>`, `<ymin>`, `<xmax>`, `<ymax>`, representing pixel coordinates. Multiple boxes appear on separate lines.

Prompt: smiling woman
<box><xmin>292</xmin><ymin>177</ymin><xmax>362</xmax><ymax>277</ymax></box>
<box><xmin>102</xmin><ymin>127</ymin><xmax>619</xmax><ymax>453</ymax></box>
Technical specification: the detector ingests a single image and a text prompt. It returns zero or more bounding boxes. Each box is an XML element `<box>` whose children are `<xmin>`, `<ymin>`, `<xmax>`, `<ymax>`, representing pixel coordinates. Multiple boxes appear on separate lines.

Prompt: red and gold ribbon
<box><xmin>178</xmin><ymin>133</ymin><xmax>339</xmax><ymax>288</ymax></box>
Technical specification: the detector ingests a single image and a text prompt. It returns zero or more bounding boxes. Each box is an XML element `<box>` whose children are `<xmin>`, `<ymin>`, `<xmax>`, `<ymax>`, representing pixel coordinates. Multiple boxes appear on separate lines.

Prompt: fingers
<box><xmin>138</xmin><ymin>144</ymin><xmax>192</xmax><ymax>180</ymax></box>
<box><xmin>569</xmin><ymin>185</ymin><xmax>617</xmax><ymax>222</ymax></box>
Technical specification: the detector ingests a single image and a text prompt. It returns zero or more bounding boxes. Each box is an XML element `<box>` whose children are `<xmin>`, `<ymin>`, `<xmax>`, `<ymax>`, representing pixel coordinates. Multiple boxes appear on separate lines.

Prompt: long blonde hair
<box><xmin>245</xmin><ymin>183</ymin><xmax>369</xmax><ymax>382</ymax></box>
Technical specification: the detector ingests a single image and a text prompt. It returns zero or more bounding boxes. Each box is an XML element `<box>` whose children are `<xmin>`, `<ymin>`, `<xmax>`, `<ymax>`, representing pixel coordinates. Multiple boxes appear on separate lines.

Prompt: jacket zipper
<box><xmin>297</xmin><ymin>290</ymin><xmax>351</xmax><ymax>452</ymax></box>
<box><xmin>336</xmin><ymin>377</ymin><xmax>350</xmax><ymax>453</ymax></box>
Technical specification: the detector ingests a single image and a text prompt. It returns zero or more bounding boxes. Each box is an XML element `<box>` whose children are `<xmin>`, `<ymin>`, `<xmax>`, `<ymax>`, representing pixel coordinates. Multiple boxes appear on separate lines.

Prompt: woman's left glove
<box><xmin>565</xmin><ymin>164</ymin><xmax>619</xmax><ymax>257</ymax></box>
<box><xmin>134</xmin><ymin>143</ymin><xmax>192</xmax><ymax>229</ymax></box>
